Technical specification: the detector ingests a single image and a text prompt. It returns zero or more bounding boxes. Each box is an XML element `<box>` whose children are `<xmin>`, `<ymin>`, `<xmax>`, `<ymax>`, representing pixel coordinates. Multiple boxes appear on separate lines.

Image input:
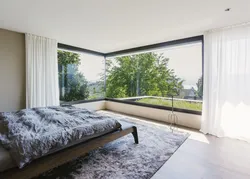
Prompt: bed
<box><xmin>0</xmin><ymin>106</ymin><xmax>138</xmax><ymax>179</ymax></box>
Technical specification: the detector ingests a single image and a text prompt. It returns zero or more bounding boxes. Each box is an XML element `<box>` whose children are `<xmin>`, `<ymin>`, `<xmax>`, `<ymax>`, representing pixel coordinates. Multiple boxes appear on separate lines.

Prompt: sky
<box><xmin>77</xmin><ymin>42</ymin><xmax>202</xmax><ymax>89</ymax></box>
<box><xmin>157</xmin><ymin>42</ymin><xmax>202</xmax><ymax>89</ymax></box>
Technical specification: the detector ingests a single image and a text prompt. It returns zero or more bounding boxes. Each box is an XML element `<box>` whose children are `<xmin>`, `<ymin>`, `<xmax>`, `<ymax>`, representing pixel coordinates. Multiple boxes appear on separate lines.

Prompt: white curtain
<box><xmin>201</xmin><ymin>23</ymin><xmax>250</xmax><ymax>142</ymax></box>
<box><xmin>25</xmin><ymin>34</ymin><xmax>59</xmax><ymax>108</ymax></box>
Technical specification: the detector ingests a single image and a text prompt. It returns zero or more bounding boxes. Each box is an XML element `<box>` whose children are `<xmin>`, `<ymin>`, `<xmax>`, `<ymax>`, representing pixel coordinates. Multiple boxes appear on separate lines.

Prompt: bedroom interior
<box><xmin>0</xmin><ymin>0</ymin><xmax>250</xmax><ymax>179</ymax></box>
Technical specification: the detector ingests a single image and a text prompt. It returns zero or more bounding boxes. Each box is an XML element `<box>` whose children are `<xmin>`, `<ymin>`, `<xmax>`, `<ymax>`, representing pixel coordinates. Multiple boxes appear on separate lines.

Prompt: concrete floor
<box><xmin>100</xmin><ymin>110</ymin><xmax>250</xmax><ymax>179</ymax></box>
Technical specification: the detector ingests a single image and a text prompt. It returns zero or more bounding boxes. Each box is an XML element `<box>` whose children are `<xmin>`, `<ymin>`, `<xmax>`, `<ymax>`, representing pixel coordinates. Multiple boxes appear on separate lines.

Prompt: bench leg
<box><xmin>132</xmin><ymin>126</ymin><xmax>139</xmax><ymax>144</ymax></box>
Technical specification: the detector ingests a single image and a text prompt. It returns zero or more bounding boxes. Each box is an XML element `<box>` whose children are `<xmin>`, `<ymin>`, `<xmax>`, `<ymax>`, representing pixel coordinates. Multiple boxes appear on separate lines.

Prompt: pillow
<box><xmin>0</xmin><ymin>113</ymin><xmax>7</xmax><ymax>133</ymax></box>
<box><xmin>0</xmin><ymin>114</ymin><xmax>10</xmax><ymax>148</ymax></box>
<box><xmin>0</xmin><ymin>120</ymin><xmax>5</xmax><ymax>133</ymax></box>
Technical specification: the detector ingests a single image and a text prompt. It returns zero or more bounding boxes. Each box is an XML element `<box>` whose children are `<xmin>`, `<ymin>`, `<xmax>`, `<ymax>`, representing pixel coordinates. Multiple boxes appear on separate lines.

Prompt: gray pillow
<box><xmin>0</xmin><ymin>113</ymin><xmax>7</xmax><ymax>133</ymax></box>
<box><xmin>0</xmin><ymin>120</ymin><xmax>5</xmax><ymax>133</ymax></box>
<box><xmin>0</xmin><ymin>116</ymin><xmax>10</xmax><ymax>148</ymax></box>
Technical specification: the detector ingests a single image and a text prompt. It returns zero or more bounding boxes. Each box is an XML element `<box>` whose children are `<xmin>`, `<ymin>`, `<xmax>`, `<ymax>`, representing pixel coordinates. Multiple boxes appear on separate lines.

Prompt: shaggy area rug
<box><xmin>37</xmin><ymin>114</ymin><xmax>189</xmax><ymax>179</ymax></box>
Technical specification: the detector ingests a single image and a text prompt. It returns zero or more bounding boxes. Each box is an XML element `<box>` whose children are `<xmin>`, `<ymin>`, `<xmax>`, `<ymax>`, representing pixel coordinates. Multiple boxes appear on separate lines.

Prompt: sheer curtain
<box><xmin>25</xmin><ymin>34</ymin><xmax>59</xmax><ymax>108</ymax></box>
<box><xmin>201</xmin><ymin>23</ymin><xmax>250</xmax><ymax>142</ymax></box>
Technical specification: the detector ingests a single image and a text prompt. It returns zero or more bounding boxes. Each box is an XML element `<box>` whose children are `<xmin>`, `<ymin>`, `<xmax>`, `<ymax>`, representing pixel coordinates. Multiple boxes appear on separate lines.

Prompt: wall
<box><xmin>105</xmin><ymin>101</ymin><xmax>201</xmax><ymax>129</ymax></box>
<box><xmin>69</xmin><ymin>101</ymin><xmax>201</xmax><ymax>129</ymax></box>
<box><xmin>73</xmin><ymin>101</ymin><xmax>106</xmax><ymax>111</ymax></box>
<box><xmin>0</xmin><ymin>29</ymin><xmax>25</xmax><ymax>112</ymax></box>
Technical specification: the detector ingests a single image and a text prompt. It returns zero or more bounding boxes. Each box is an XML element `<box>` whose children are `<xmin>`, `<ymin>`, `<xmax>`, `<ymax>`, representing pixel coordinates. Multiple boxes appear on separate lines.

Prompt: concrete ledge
<box><xmin>70</xmin><ymin>99</ymin><xmax>201</xmax><ymax>130</ymax></box>
<box><xmin>105</xmin><ymin>101</ymin><xmax>201</xmax><ymax>130</ymax></box>
<box><xmin>73</xmin><ymin>100</ymin><xmax>106</xmax><ymax>111</ymax></box>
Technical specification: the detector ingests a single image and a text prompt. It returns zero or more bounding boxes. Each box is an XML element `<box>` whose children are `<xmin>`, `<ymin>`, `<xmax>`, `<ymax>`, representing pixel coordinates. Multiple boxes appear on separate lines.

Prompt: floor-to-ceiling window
<box><xmin>105</xmin><ymin>40</ymin><xmax>203</xmax><ymax>112</ymax></box>
<box><xmin>58</xmin><ymin>49</ymin><xmax>105</xmax><ymax>103</ymax></box>
<box><xmin>58</xmin><ymin>37</ymin><xmax>203</xmax><ymax>113</ymax></box>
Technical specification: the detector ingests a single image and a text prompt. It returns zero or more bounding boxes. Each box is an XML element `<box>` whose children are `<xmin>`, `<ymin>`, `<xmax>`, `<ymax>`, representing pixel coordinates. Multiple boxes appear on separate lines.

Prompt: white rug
<box><xmin>38</xmin><ymin>115</ymin><xmax>189</xmax><ymax>179</ymax></box>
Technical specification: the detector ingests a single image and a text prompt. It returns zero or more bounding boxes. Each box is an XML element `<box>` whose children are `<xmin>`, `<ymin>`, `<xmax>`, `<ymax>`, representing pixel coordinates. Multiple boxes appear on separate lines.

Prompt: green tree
<box><xmin>105</xmin><ymin>53</ymin><xmax>183</xmax><ymax>98</ymax></box>
<box><xmin>196</xmin><ymin>76</ymin><xmax>203</xmax><ymax>99</ymax></box>
<box><xmin>58</xmin><ymin>50</ymin><xmax>89</xmax><ymax>101</ymax></box>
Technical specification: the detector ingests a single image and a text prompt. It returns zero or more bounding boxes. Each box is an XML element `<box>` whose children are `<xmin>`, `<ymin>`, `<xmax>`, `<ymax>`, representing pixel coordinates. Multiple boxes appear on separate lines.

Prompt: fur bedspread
<box><xmin>0</xmin><ymin>106</ymin><xmax>121</xmax><ymax>168</ymax></box>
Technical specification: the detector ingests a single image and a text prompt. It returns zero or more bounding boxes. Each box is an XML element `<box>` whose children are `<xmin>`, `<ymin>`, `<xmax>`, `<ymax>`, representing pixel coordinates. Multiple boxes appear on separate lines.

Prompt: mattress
<box><xmin>0</xmin><ymin>106</ymin><xmax>121</xmax><ymax>169</ymax></box>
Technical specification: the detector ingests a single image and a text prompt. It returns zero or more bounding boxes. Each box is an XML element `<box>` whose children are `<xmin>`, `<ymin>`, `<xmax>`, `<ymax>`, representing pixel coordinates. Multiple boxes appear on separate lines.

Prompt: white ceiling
<box><xmin>1</xmin><ymin>0</ymin><xmax>250</xmax><ymax>53</ymax></box>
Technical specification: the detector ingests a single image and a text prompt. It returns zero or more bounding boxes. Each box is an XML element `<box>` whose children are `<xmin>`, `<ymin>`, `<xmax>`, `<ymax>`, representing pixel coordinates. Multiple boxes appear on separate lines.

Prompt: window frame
<box><xmin>58</xmin><ymin>35</ymin><xmax>204</xmax><ymax>115</ymax></box>
<box><xmin>57</xmin><ymin>47</ymin><xmax>106</xmax><ymax>103</ymax></box>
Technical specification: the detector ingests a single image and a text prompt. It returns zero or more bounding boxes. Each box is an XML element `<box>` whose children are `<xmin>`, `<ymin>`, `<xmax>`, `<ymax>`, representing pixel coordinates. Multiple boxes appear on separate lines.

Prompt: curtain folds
<box><xmin>201</xmin><ymin>23</ymin><xmax>250</xmax><ymax>142</ymax></box>
<box><xmin>25</xmin><ymin>34</ymin><xmax>59</xmax><ymax>108</ymax></box>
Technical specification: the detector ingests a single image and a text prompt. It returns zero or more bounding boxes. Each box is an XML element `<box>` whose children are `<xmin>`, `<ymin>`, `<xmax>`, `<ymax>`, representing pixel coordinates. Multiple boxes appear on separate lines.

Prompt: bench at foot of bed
<box><xmin>0</xmin><ymin>126</ymin><xmax>138</xmax><ymax>179</ymax></box>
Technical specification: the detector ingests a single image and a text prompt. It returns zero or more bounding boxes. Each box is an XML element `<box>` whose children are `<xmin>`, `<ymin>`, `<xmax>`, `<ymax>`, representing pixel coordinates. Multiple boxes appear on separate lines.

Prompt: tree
<box><xmin>105</xmin><ymin>53</ymin><xmax>183</xmax><ymax>98</ymax></box>
<box><xmin>196</xmin><ymin>76</ymin><xmax>203</xmax><ymax>99</ymax></box>
<box><xmin>58</xmin><ymin>50</ymin><xmax>89</xmax><ymax>101</ymax></box>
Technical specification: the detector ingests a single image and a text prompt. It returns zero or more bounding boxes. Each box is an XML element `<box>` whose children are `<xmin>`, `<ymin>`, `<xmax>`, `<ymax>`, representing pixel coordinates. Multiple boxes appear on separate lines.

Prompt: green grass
<box><xmin>136</xmin><ymin>98</ymin><xmax>202</xmax><ymax>111</ymax></box>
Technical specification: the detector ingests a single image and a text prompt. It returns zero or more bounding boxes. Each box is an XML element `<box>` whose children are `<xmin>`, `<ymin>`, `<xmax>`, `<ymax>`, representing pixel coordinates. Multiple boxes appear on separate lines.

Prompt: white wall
<box><xmin>105</xmin><ymin>101</ymin><xmax>201</xmax><ymax>130</ymax></box>
<box><xmin>73</xmin><ymin>101</ymin><xmax>106</xmax><ymax>111</ymax></box>
<box><xmin>72</xmin><ymin>100</ymin><xmax>201</xmax><ymax>130</ymax></box>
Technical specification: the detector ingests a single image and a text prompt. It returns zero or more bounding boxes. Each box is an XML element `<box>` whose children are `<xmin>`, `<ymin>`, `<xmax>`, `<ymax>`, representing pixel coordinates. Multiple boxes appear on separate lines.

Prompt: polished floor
<box><xmin>100</xmin><ymin>110</ymin><xmax>250</xmax><ymax>179</ymax></box>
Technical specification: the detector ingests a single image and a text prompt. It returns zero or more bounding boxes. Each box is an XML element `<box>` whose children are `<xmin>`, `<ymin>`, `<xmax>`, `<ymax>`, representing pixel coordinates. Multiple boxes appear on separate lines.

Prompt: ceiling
<box><xmin>1</xmin><ymin>0</ymin><xmax>250</xmax><ymax>53</ymax></box>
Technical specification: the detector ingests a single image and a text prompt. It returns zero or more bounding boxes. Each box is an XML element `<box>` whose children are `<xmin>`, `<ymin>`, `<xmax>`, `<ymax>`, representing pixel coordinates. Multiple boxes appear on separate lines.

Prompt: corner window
<box><xmin>105</xmin><ymin>42</ymin><xmax>203</xmax><ymax>112</ymax></box>
<box><xmin>58</xmin><ymin>50</ymin><xmax>105</xmax><ymax>103</ymax></box>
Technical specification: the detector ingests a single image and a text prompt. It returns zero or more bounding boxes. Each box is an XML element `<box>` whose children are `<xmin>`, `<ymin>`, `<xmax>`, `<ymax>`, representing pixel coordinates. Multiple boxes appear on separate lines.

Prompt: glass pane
<box><xmin>58</xmin><ymin>50</ymin><xmax>105</xmax><ymax>102</ymax></box>
<box><xmin>106</xmin><ymin>42</ymin><xmax>203</xmax><ymax>111</ymax></box>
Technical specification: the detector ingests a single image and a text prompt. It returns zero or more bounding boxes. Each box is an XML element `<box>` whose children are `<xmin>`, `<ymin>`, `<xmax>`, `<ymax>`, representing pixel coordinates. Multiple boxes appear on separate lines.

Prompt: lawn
<box><xmin>136</xmin><ymin>98</ymin><xmax>202</xmax><ymax>112</ymax></box>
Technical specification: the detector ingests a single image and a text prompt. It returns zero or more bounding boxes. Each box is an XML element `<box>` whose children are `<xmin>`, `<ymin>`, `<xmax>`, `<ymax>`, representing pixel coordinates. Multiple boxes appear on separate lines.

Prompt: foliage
<box><xmin>196</xmin><ymin>76</ymin><xmax>203</xmax><ymax>99</ymax></box>
<box><xmin>58</xmin><ymin>51</ymin><xmax>81</xmax><ymax>66</ymax></box>
<box><xmin>105</xmin><ymin>53</ymin><xmax>184</xmax><ymax>98</ymax></box>
<box><xmin>58</xmin><ymin>50</ymin><xmax>89</xmax><ymax>101</ymax></box>
<box><xmin>137</xmin><ymin>98</ymin><xmax>202</xmax><ymax>111</ymax></box>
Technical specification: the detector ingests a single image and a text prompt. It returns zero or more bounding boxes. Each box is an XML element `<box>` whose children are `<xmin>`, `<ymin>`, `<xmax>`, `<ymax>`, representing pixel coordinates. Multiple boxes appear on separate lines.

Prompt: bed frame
<box><xmin>0</xmin><ymin>126</ymin><xmax>138</xmax><ymax>179</ymax></box>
